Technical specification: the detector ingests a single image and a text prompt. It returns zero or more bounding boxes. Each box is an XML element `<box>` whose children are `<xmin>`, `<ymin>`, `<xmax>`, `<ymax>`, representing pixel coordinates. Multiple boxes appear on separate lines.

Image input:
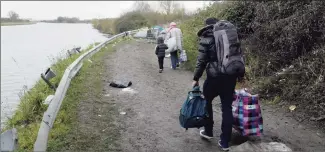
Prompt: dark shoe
<box><xmin>199</xmin><ymin>130</ymin><xmax>213</xmax><ymax>140</ymax></box>
<box><xmin>159</xmin><ymin>69</ymin><xmax>163</xmax><ymax>73</ymax></box>
<box><xmin>176</xmin><ymin>63</ymin><xmax>180</xmax><ymax>67</ymax></box>
<box><xmin>218</xmin><ymin>140</ymin><xmax>230</xmax><ymax>151</ymax></box>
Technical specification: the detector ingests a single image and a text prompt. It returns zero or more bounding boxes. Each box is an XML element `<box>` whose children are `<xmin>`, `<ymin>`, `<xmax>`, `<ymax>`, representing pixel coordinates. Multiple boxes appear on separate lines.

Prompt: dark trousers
<box><xmin>170</xmin><ymin>51</ymin><xmax>179</xmax><ymax>69</ymax></box>
<box><xmin>203</xmin><ymin>76</ymin><xmax>237</xmax><ymax>143</ymax></box>
<box><xmin>158</xmin><ymin>57</ymin><xmax>164</xmax><ymax>69</ymax></box>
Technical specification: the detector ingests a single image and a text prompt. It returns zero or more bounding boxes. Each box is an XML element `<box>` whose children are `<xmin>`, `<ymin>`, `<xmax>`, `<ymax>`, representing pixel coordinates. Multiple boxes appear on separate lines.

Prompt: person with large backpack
<box><xmin>192</xmin><ymin>17</ymin><xmax>245</xmax><ymax>151</ymax></box>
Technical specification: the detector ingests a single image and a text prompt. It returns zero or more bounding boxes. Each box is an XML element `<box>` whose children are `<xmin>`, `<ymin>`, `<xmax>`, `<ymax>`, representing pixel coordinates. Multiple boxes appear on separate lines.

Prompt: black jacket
<box><xmin>193</xmin><ymin>25</ymin><xmax>220</xmax><ymax>81</ymax></box>
<box><xmin>155</xmin><ymin>38</ymin><xmax>168</xmax><ymax>57</ymax></box>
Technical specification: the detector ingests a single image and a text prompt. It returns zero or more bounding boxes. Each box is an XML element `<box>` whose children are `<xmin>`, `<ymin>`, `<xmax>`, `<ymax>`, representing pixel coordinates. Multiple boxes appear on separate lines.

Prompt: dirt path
<box><xmin>102</xmin><ymin>39</ymin><xmax>325</xmax><ymax>152</ymax></box>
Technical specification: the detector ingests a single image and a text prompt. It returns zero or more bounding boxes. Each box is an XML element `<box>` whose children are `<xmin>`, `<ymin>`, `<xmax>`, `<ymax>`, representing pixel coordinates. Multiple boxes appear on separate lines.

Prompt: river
<box><xmin>1</xmin><ymin>23</ymin><xmax>108</xmax><ymax>127</ymax></box>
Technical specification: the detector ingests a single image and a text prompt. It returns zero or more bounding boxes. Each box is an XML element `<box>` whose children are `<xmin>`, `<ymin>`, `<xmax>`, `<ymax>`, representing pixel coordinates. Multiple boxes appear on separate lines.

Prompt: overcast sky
<box><xmin>1</xmin><ymin>1</ymin><xmax>212</xmax><ymax>20</ymax></box>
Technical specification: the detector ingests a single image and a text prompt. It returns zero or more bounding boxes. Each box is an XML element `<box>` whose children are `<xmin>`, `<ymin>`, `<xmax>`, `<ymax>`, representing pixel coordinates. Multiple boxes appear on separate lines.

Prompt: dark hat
<box><xmin>205</xmin><ymin>17</ymin><xmax>218</xmax><ymax>25</ymax></box>
<box><xmin>157</xmin><ymin>37</ymin><xmax>164</xmax><ymax>44</ymax></box>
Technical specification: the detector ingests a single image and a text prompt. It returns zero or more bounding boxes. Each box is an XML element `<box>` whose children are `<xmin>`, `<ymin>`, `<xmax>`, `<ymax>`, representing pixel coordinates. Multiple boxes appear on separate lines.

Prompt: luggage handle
<box><xmin>188</xmin><ymin>86</ymin><xmax>202</xmax><ymax>97</ymax></box>
<box><xmin>189</xmin><ymin>86</ymin><xmax>201</xmax><ymax>93</ymax></box>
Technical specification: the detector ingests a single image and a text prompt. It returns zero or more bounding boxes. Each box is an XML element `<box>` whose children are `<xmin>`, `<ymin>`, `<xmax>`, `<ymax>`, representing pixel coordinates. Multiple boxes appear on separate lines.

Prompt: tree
<box><xmin>114</xmin><ymin>11</ymin><xmax>148</xmax><ymax>33</ymax></box>
<box><xmin>133</xmin><ymin>1</ymin><xmax>152</xmax><ymax>13</ymax></box>
<box><xmin>8</xmin><ymin>11</ymin><xmax>19</xmax><ymax>21</ymax></box>
<box><xmin>159</xmin><ymin>1</ymin><xmax>185</xmax><ymax>22</ymax></box>
<box><xmin>172</xmin><ymin>3</ymin><xmax>185</xmax><ymax>20</ymax></box>
<box><xmin>160</xmin><ymin>1</ymin><xmax>173</xmax><ymax>15</ymax></box>
<box><xmin>57</xmin><ymin>16</ymin><xmax>64</xmax><ymax>23</ymax></box>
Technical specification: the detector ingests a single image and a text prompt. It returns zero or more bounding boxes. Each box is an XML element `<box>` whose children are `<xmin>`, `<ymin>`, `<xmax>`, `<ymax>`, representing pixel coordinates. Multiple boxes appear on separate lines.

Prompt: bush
<box><xmin>114</xmin><ymin>11</ymin><xmax>148</xmax><ymax>33</ymax></box>
<box><xmin>222</xmin><ymin>1</ymin><xmax>325</xmax><ymax>77</ymax></box>
<box><xmin>256</xmin><ymin>46</ymin><xmax>325</xmax><ymax>118</ymax></box>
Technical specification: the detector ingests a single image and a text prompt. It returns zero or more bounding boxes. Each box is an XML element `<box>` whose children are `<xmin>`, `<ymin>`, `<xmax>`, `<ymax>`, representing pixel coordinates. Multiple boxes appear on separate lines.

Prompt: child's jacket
<box><xmin>155</xmin><ymin>43</ymin><xmax>168</xmax><ymax>58</ymax></box>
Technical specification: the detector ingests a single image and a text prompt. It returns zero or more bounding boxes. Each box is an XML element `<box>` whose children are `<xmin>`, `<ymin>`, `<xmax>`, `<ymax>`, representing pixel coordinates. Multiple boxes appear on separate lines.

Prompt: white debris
<box><xmin>289</xmin><ymin>105</ymin><xmax>297</xmax><ymax>111</ymax></box>
<box><xmin>120</xmin><ymin>112</ymin><xmax>126</xmax><ymax>115</ymax></box>
<box><xmin>88</xmin><ymin>59</ymin><xmax>93</xmax><ymax>63</ymax></box>
<box><xmin>44</xmin><ymin>95</ymin><xmax>54</xmax><ymax>105</ymax></box>
<box><xmin>98</xmin><ymin>115</ymin><xmax>102</xmax><ymax>117</ymax></box>
<box><xmin>104</xmin><ymin>94</ymin><xmax>110</xmax><ymax>97</ymax></box>
<box><xmin>121</xmin><ymin>88</ymin><xmax>138</xmax><ymax>94</ymax></box>
<box><xmin>231</xmin><ymin>141</ymin><xmax>292</xmax><ymax>152</ymax></box>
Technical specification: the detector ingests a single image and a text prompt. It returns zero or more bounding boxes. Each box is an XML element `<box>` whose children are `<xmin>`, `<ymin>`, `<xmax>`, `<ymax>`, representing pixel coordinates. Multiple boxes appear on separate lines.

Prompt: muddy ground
<box><xmin>95</xmin><ymin>39</ymin><xmax>325</xmax><ymax>152</ymax></box>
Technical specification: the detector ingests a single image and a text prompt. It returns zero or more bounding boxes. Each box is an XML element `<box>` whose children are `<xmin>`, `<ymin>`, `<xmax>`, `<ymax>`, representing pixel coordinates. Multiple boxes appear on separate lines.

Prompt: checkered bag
<box><xmin>232</xmin><ymin>89</ymin><xmax>263</xmax><ymax>136</ymax></box>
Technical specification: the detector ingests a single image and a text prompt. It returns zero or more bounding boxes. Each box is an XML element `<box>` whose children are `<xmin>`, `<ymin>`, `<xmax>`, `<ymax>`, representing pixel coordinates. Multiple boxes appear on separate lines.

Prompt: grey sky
<box><xmin>1</xmin><ymin>1</ymin><xmax>212</xmax><ymax>20</ymax></box>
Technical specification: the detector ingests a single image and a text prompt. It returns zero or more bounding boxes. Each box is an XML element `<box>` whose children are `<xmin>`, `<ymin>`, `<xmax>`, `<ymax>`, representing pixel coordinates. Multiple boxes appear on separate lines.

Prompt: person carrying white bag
<box><xmin>165</xmin><ymin>22</ymin><xmax>183</xmax><ymax>70</ymax></box>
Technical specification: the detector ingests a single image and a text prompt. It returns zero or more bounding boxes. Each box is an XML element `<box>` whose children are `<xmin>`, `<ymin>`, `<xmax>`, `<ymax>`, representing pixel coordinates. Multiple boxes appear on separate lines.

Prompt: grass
<box><xmin>1</xmin><ymin>22</ymin><xmax>36</xmax><ymax>26</ymax></box>
<box><xmin>5</xmin><ymin>44</ymin><xmax>95</xmax><ymax>151</ymax></box>
<box><xmin>2</xmin><ymin>37</ymin><xmax>129</xmax><ymax>151</ymax></box>
<box><xmin>47</xmin><ymin>45</ymin><xmax>112</xmax><ymax>152</ymax></box>
<box><xmin>47</xmin><ymin>36</ymin><xmax>132</xmax><ymax>152</ymax></box>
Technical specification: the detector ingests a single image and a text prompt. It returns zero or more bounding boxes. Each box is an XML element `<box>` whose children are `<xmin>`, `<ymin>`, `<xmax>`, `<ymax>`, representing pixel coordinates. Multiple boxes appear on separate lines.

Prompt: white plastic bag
<box><xmin>165</xmin><ymin>37</ymin><xmax>177</xmax><ymax>53</ymax></box>
<box><xmin>179</xmin><ymin>50</ymin><xmax>187</xmax><ymax>62</ymax></box>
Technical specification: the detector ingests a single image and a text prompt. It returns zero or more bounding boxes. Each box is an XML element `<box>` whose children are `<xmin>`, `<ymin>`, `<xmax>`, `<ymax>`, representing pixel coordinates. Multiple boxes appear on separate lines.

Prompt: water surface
<box><xmin>1</xmin><ymin>23</ymin><xmax>108</xmax><ymax>127</ymax></box>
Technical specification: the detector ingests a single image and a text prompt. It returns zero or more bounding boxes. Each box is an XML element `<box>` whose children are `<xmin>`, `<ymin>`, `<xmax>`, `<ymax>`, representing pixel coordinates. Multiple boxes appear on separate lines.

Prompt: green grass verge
<box><xmin>47</xmin><ymin>37</ymin><xmax>132</xmax><ymax>152</ymax></box>
<box><xmin>49</xmin><ymin>37</ymin><xmax>134</xmax><ymax>152</ymax></box>
<box><xmin>2</xmin><ymin>37</ymin><xmax>128</xmax><ymax>151</ymax></box>
<box><xmin>5</xmin><ymin>44</ymin><xmax>95</xmax><ymax>151</ymax></box>
<box><xmin>47</xmin><ymin>44</ymin><xmax>112</xmax><ymax>152</ymax></box>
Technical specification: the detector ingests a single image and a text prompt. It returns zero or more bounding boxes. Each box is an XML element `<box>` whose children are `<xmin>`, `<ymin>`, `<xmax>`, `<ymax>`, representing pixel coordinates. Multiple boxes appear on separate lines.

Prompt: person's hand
<box><xmin>238</xmin><ymin>76</ymin><xmax>244</xmax><ymax>83</ymax></box>
<box><xmin>192</xmin><ymin>81</ymin><xmax>199</xmax><ymax>87</ymax></box>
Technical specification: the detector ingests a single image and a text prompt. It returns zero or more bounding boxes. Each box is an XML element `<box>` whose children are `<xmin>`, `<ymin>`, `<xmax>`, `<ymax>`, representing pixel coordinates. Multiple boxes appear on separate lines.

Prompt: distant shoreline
<box><xmin>1</xmin><ymin>22</ymin><xmax>36</xmax><ymax>26</ymax></box>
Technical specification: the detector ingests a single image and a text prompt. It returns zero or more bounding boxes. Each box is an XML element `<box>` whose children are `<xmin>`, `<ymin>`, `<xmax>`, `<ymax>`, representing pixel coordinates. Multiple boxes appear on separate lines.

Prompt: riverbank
<box><xmin>1</xmin><ymin>22</ymin><xmax>36</xmax><ymax>26</ymax></box>
<box><xmin>2</xmin><ymin>43</ymin><xmax>95</xmax><ymax>151</ymax></box>
<box><xmin>1</xmin><ymin>22</ymin><xmax>108</xmax><ymax>129</ymax></box>
<box><xmin>2</xmin><ymin>37</ymin><xmax>126</xmax><ymax>151</ymax></box>
<box><xmin>4</xmin><ymin>36</ymin><xmax>133</xmax><ymax>151</ymax></box>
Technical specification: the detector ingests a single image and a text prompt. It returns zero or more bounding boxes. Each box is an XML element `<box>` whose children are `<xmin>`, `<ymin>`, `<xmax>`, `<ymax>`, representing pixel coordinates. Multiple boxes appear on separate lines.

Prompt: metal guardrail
<box><xmin>33</xmin><ymin>30</ymin><xmax>139</xmax><ymax>152</ymax></box>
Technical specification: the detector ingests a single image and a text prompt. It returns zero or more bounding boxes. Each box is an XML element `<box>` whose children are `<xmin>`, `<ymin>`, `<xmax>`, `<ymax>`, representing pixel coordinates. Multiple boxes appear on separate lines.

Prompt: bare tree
<box><xmin>8</xmin><ymin>11</ymin><xmax>19</xmax><ymax>21</ymax></box>
<box><xmin>133</xmin><ymin>1</ymin><xmax>152</xmax><ymax>13</ymax></box>
<box><xmin>160</xmin><ymin>1</ymin><xmax>173</xmax><ymax>15</ymax></box>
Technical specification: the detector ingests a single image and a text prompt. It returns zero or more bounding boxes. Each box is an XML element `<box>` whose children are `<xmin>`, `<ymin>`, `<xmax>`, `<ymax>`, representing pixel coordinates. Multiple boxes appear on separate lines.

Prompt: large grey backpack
<box><xmin>213</xmin><ymin>20</ymin><xmax>245</xmax><ymax>76</ymax></box>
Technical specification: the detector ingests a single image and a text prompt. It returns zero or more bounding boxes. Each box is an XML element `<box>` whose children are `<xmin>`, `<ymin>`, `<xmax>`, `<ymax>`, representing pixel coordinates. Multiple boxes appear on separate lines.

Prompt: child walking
<box><xmin>155</xmin><ymin>37</ymin><xmax>168</xmax><ymax>73</ymax></box>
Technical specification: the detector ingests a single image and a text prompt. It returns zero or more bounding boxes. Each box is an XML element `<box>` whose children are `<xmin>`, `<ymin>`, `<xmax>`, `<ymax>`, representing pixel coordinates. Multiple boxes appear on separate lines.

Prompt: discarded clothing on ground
<box><xmin>109</xmin><ymin>81</ymin><xmax>132</xmax><ymax>88</ymax></box>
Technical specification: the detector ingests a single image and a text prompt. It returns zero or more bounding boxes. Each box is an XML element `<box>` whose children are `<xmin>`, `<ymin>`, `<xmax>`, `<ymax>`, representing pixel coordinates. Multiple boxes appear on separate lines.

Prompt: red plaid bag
<box><xmin>232</xmin><ymin>89</ymin><xmax>263</xmax><ymax>136</ymax></box>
